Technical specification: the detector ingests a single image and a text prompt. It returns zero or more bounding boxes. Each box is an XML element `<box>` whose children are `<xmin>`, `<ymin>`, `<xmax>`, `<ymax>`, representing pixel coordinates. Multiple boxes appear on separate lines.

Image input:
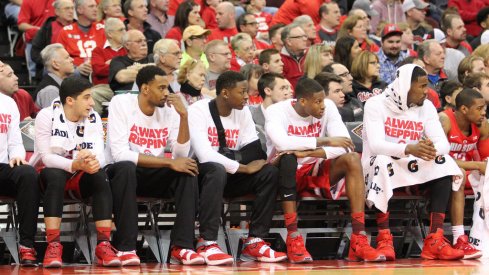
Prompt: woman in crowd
<box><xmin>333</xmin><ymin>36</ymin><xmax>362</xmax><ymax>71</ymax></box>
<box><xmin>303</xmin><ymin>44</ymin><xmax>334</xmax><ymax>79</ymax></box>
<box><xmin>166</xmin><ymin>0</ymin><xmax>203</xmax><ymax>45</ymax></box>
<box><xmin>338</xmin><ymin>15</ymin><xmax>379</xmax><ymax>53</ymax></box>
<box><xmin>457</xmin><ymin>55</ymin><xmax>486</xmax><ymax>84</ymax></box>
<box><xmin>350</xmin><ymin>51</ymin><xmax>386</xmax><ymax>104</ymax></box>
<box><xmin>177</xmin><ymin>59</ymin><xmax>211</xmax><ymax>106</ymax></box>
<box><xmin>200</xmin><ymin>0</ymin><xmax>220</xmax><ymax>29</ymax></box>
<box><xmin>97</xmin><ymin>0</ymin><xmax>124</xmax><ymax>22</ymax></box>
<box><xmin>240</xmin><ymin>64</ymin><xmax>264</xmax><ymax>105</ymax></box>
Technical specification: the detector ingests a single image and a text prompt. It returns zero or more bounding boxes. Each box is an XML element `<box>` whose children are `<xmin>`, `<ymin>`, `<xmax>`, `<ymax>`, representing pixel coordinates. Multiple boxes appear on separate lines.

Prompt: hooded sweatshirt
<box><xmin>371</xmin><ymin>0</ymin><xmax>405</xmax><ymax>33</ymax></box>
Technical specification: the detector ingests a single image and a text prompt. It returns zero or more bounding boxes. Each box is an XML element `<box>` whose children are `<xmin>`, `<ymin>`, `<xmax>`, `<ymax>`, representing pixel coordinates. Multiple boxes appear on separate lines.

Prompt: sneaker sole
<box><xmin>421</xmin><ymin>251</ymin><xmax>464</xmax><ymax>260</ymax></box>
<box><xmin>205</xmin><ymin>257</ymin><xmax>234</xmax><ymax>265</ymax></box>
<box><xmin>170</xmin><ymin>257</ymin><xmax>206</xmax><ymax>265</ymax></box>
<box><xmin>463</xmin><ymin>252</ymin><xmax>483</xmax><ymax>260</ymax></box>
<box><xmin>20</xmin><ymin>260</ymin><xmax>38</xmax><ymax>267</ymax></box>
<box><xmin>43</xmin><ymin>260</ymin><xmax>62</xmax><ymax>268</ymax></box>
<box><xmin>96</xmin><ymin>257</ymin><xmax>122</xmax><ymax>267</ymax></box>
<box><xmin>258</xmin><ymin>256</ymin><xmax>288</xmax><ymax>263</ymax></box>
<box><xmin>122</xmin><ymin>258</ymin><xmax>141</xmax><ymax>266</ymax></box>
<box><xmin>289</xmin><ymin>257</ymin><xmax>313</xmax><ymax>264</ymax></box>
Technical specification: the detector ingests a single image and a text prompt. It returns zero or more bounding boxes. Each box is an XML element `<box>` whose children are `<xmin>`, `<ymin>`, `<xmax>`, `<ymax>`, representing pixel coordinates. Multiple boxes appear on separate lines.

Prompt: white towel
<box><xmin>469</xmin><ymin>162</ymin><xmax>489</xmax><ymax>258</ymax></box>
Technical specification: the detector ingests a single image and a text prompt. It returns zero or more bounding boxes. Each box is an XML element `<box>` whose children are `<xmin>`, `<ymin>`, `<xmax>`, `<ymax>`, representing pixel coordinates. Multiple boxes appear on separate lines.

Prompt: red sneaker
<box><xmin>43</xmin><ymin>242</ymin><xmax>63</xmax><ymax>268</ymax></box>
<box><xmin>286</xmin><ymin>233</ymin><xmax>313</xmax><ymax>263</ymax></box>
<box><xmin>453</xmin><ymin>235</ymin><xmax>482</xmax><ymax>260</ymax></box>
<box><xmin>170</xmin><ymin>246</ymin><xmax>205</xmax><ymax>265</ymax></box>
<box><xmin>19</xmin><ymin>245</ymin><xmax>38</xmax><ymax>267</ymax></box>
<box><xmin>240</xmin><ymin>237</ymin><xmax>287</xmax><ymax>263</ymax></box>
<box><xmin>376</xmin><ymin>229</ymin><xmax>396</xmax><ymax>261</ymax></box>
<box><xmin>347</xmin><ymin>233</ymin><xmax>386</xmax><ymax>262</ymax></box>
<box><xmin>196</xmin><ymin>239</ymin><xmax>233</xmax><ymax>265</ymax></box>
<box><xmin>95</xmin><ymin>241</ymin><xmax>121</xmax><ymax>267</ymax></box>
<box><xmin>421</xmin><ymin>229</ymin><xmax>464</xmax><ymax>260</ymax></box>
<box><xmin>117</xmin><ymin>250</ymin><xmax>141</xmax><ymax>266</ymax></box>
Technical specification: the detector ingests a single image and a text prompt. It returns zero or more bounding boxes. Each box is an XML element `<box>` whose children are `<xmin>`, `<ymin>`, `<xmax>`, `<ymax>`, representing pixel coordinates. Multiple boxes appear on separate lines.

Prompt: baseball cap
<box><xmin>352</xmin><ymin>0</ymin><xmax>379</xmax><ymax>17</ymax></box>
<box><xmin>402</xmin><ymin>0</ymin><xmax>429</xmax><ymax>13</ymax></box>
<box><xmin>433</xmin><ymin>28</ymin><xmax>446</xmax><ymax>44</ymax></box>
<box><xmin>182</xmin><ymin>25</ymin><xmax>211</xmax><ymax>42</ymax></box>
<box><xmin>381</xmin><ymin>24</ymin><xmax>403</xmax><ymax>40</ymax></box>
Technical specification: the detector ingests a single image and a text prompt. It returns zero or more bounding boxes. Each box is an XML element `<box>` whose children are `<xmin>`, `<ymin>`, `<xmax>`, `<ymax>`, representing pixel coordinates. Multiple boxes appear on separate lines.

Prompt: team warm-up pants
<box><xmin>0</xmin><ymin>164</ymin><xmax>40</xmax><ymax>248</ymax></box>
<box><xmin>106</xmin><ymin>161</ymin><xmax>199</xmax><ymax>251</ymax></box>
<box><xmin>197</xmin><ymin>162</ymin><xmax>279</xmax><ymax>241</ymax></box>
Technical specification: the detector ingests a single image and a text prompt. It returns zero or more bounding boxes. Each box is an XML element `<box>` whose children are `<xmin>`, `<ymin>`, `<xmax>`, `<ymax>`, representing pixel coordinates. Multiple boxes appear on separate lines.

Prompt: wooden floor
<box><xmin>4</xmin><ymin>259</ymin><xmax>488</xmax><ymax>275</ymax></box>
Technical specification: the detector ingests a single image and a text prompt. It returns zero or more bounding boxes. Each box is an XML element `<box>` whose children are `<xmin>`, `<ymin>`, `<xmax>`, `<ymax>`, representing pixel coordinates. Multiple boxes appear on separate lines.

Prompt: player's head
<box><xmin>407</xmin><ymin>65</ymin><xmax>428</xmax><ymax>107</ymax></box>
<box><xmin>59</xmin><ymin>76</ymin><xmax>94</xmax><ymax>119</ymax></box>
<box><xmin>295</xmin><ymin>78</ymin><xmax>326</xmax><ymax>119</ymax></box>
<box><xmin>136</xmin><ymin>65</ymin><xmax>169</xmax><ymax>108</ymax></box>
<box><xmin>455</xmin><ymin>88</ymin><xmax>486</xmax><ymax>127</ymax></box>
<box><xmin>216</xmin><ymin>71</ymin><xmax>248</xmax><ymax>110</ymax></box>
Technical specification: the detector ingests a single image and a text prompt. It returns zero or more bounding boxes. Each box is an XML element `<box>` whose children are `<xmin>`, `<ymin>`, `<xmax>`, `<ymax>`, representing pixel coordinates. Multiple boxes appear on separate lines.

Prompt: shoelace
<box><xmin>46</xmin><ymin>243</ymin><xmax>61</xmax><ymax>258</ymax></box>
<box><xmin>99</xmin><ymin>242</ymin><xmax>118</xmax><ymax>256</ymax></box>
<box><xmin>289</xmin><ymin>236</ymin><xmax>305</xmax><ymax>251</ymax></box>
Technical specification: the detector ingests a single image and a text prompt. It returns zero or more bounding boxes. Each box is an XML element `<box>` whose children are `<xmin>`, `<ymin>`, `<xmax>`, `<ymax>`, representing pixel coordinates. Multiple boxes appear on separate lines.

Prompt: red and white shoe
<box><xmin>196</xmin><ymin>239</ymin><xmax>234</xmax><ymax>265</ymax></box>
<box><xmin>240</xmin><ymin>237</ymin><xmax>287</xmax><ymax>263</ymax></box>
<box><xmin>347</xmin><ymin>233</ymin><xmax>386</xmax><ymax>262</ymax></box>
<box><xmin>117</xmin><ymin>250</ymin><xmax>141</xmax><ymax>266</ymax></box>
<box><xmin>376</xmin><ymin>229</ymin><xmax>396</xmax><ymax>261</ymax></box>
<box><xmin>453</xmin><ymin>235</ymin><xmax>482</xmax><ymax>260</ymax></box>
<box><xmin>421</xmin><ymin>229</ymin><xmax>464</xmax><ymax>260</ymax></box>
<box><xmin>95</xmin><ymin>241</ymin><xmax>121</xmax><ymax>267</ymax></box>
<box><xmin>170</xmin><ymin>246</ymin><xmax>205</xmax><ymax>265</ymax></box>
<box><xmin>19</xmin><ymin>245</ymin><xmax>38</xmax><ymax>267</ymax></box>
<box><xmin>43</xmin><ymin>242</ymin><xmax>63</xmax><ymax>268</ymax></box>
<box><xmin>286</xmin><ymin>233</ymin><xmax>313</xmax><ymax>263</ymax></box>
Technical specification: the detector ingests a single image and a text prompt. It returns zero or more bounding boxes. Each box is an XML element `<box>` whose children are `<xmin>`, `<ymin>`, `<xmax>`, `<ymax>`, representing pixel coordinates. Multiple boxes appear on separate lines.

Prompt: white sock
<box><xmin>452</xmin><ymin>225</ymin><xmax>465</xmax><ymax>245</ymax></box>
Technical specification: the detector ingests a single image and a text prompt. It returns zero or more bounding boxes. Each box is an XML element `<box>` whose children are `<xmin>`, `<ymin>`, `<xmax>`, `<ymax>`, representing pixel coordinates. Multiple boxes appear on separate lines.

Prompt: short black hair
<box><xmin>136</xmin><ymin>65</ymin><xmax>167</xmax><ymax>88</ymax></box>
<box><xmin>333</xmin><ymin>36</ymin><xmax>357</xmax><ymax>70</ymax></box>
<box><xmin>455</xmin><ymin>88</ymin><xmax>484</xmax><ymax>110</ymax></box>
<box><xmin>411</xmin><ymin>66</ymin><xmax>427</xmax><ymax>84</ymax></box>
<box><xmin>216</xmin><ymin>71</ymin><xmax>246</xmax><ymax>95</ymax></box>
<box><xmin>440</xmin><ymin>80</ymin><xmax>463</xmax><ymax>107</ymax></box>
<box><xmin>59</xmin><ymin>76</ymin><xmax>93</xmax><ymax>104</ymax></box>
<box><xmin>257</xmin><ymin>73</ymin><xmax>284</xmax><ymax>99</ymax></box>
<box><xmin>295</xmin><ymin>78</ymin><xmax>324</xmax><ymax>99</ymax></box>
<box><xmin>477</xmin><ymin>7</ymin><xmax>489</xmax><ymax>26</ymax></box>
<box><xmin>236</xmin><ymin>12</ymin><xmax>254</xmax><ymax>32</ymax></box>
<box><xmin>314</xmin><ymin>72</ymin><xmax>342</xmax><ymax>96</ymax></box>
<box><xmin>258</xmin><ymin>48</ymin><xmax>280</xmax><ymax>65</ymax></box>
<box><xmin>269</xmin><ymin>23</ymin><xmax>285</xmax><ymax>41</ymax></box>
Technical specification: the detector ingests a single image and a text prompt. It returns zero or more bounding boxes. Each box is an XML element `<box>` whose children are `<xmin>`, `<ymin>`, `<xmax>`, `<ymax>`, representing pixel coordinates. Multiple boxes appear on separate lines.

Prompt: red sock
<box><xmin>46</xmin><ymin>229</ymin><xmax>60</xmax><ymax>243</ymax></box>
<box><xmin>376</xmin><ymin>212</ymin><xmax>390</xmax><ymax>230</ymax></box>
<box><xmin>284</xmin><ymin>212</ymin><xmax>298</xmax><ymax>234</ymax></box>
<box><xmin>429</xmin><ymin>212</ymin><xmax>445</xmax><ymax>233</ymax></box>
<box><xmin>351</xmin><ymin>212</ymin><xmax>365</xmax><ymax>234</ymax></box>
<box><xmin>96</xmin><ymin>227</ymin><xmax>111</xmax><ymax>242</ymax></box>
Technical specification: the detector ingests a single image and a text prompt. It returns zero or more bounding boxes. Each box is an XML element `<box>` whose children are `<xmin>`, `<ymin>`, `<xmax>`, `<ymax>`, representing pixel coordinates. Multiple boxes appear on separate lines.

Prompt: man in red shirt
<box><xmin>57</xmin><ymin>0</ymin><xmax>106</xmax><ymax>77</ymax></box>
<box><xmin>0</xmin><ymin>62</ymin><xmax>39</xmax><ymax>121</ymax></box>
<box><xmin>280</xmin><ymin>23</ymin><xmax>308</xmax><ymax>90</ymax></box>
<box><xmin>207</xmin><ymin>2</ymin><xmax>238</xmax><ymax>43</ymax></box>
<box><xmin>237</xmin><ymin>13</ymin><xmax>270</xmax><ymax>51</ymax></box>
<box><xmin>91</xmin><ymin>18</ymin><xmax>128</xmax><ymax>115</ymax></box>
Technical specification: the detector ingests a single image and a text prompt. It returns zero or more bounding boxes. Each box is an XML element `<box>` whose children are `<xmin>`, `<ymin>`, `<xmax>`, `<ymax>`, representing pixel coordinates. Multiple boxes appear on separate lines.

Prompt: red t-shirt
<box><xmin>56</xmin><ymin>22</ymin><xmax>106</xmax><ymax>66</ymax></box>
<box><xmin>254</xmin><ymin>12</ymin><xmax>272</xmax><ymax>34</ymax></box>
<box><xmin>168</xmin><ymin>0</ymin><xmax>203</xmax><ymax>16</ymax></box>
<box><xmin>12</xmin><ymin>89</ymin><xmax>40</xmax><ymax>121</ymax></box>
<box><xmin>91</xmin><ymin>43</ymin><xmax>128</xmax><ymax>85</ymax></box>
<box><xmin>201</xmin><ymin>6</ymin><xmax>217</xmax><ymax>29</ymax></box>
<box><xmin>18</xmin><ymin>0</ymin><xmax>56</xmax><ymax>42</ymax></box>
<box><xmin>444</xmin><ymin>108</ymin><xmax>480</xmax><ymax>161</ymax></box>
<box><xmin>207</xmin><ymin>28</ymin><xmax>238</xmax><ymax>43</ymax></box>
<box><xmin>271</xmin><ymin>0</ymin><xmax>328</xmax><ymax>25</ymax></box>
<box><xmin>254</xmin><ymin>38</ymin><xmax>270</xmax><ymax>50</ymax></box>
<box><xmin>166</xmin><ymin>27</ymin><xmax>183</xmax><ymax>42</ymax></box>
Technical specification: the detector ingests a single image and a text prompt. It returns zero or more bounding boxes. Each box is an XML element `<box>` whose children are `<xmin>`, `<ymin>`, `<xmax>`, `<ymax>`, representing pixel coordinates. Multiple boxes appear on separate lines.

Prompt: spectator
<box><xmin>269</xmin><ymin>23</ymin><xmax>285</xmax><ymax>51</ymax></box>
<box><xmin>259</xmin><ymin>48</ymin><xmax>283</xmax><ymax>74</ymax></box>
<box><xmin>35</xmin><ymin>44</ymin><xmax>75</xmax><ymax>108</ymax></box>
<box><xmin>317</xmin><ymin>2</ymin><xmax>341</xmax><ymax>47</ymax></box>
<box><xmin>240</xmin><ymin>64</ymin><xmax>264</xmax><ymax>105</ymax></box>
<box><xmin>338</xmin><ymin>15</ymin><xmax>379</xmax><ymax>53</ymax></box>
<box><xmin>123</xmin><ymin>0</ymin><xmax>161</xmax><ymax>54</ymax></box>
<box><xmin>293</xmin><ymin>15</ymin><xmax>319</xmax><ymax>46</ymax></box>
<box><xmin>303</xmin><ymin>44</ymin><xmax>333</xmax><ymax>79</ymax></box>
<box><xmin>351</xmin><ymin>51</ymin><xmax>387</xmax><ymax>104</ymax></box>
<box><xmin>432</xmin><ymin>28</ymin><xmax>465</xmax><ymax>81</ymax></box>
<box><xmin>371</xmin><ymin>0</ymin><xmax>404</xmax><ymax>33</ymax></box>
<box><xmin>153</xmin><ymin>39</ymin><xmax>183</xmax><ymax>92</ymax></box>
<box><xmin>280</xmin><ymin>23</ymin><xmax>307</xmax><ymax>89</ymax></box>
<box><xmin>472</xmin><ymin>44</ymin><xmax>489</xmax><ymax>76</ymax></box>
<box><xmin>56</xmin><ymin>0</ymin><xmax>106</xmax><ymax>77</ymax></box>
<box><xmin>230</xmin><ymin>33</ymin><xmax>255</xmax><ymax>72</ymax></box>
<box><xmin>97</xmin><ymin>0</ymin><xmax>124</xmax><ymax>22</ymax></box>
<box><xmin>457</xmin><ymin>55</ymin><xmax>486</xmax><ymax>83</ymax></box>
<box><xmin>203</xmin><ymin>40</ymin><xmax>231</xmax><ymax>90</ymax></box>
<box><xmin>418</xmin><ymin>40</ymin><xmax>447</xmax><ymax>93</ymax></box>
<box><xmin>350</xmin><ymin>0</ymin><xmax>379</xmax><ymax>32</ymax></box>
<box><xmin>314</xmin><ymin>72</ymin><xmax>346</xmax><ymax>109</ymax></box>
<box><xmin>397</xmin><ymin>22</ymin><xmax>417</xmax><ymax>56</ymax></box>
<box><xmin>333</xmin><ymin>35</ymin><xmax>362</xmax><ymax>71</ymax></box>
<box><xmin>402</xmin><ymin>0</ymin><xmax>433</xmax><ymax>48</ymax></box>
<box><xmin>0</xmin><ymin>63</ymin><xmax>39</xmax><ymax>121</ymax></box>
<box><xmin>237</xmin><ymin>12</ymin><xmax>269</xmax><ymax>51</ymax></box>
<box><xmin>378</xmin><ymin>24</ymin><xmax>409</xmax><ymax>84</ymax></box>
<box><xmin>31</xmin><ymin>0</ymin><xmax>75</xmax><ymax>81</ymax></box>
<box><xmin>470</xmin><ymin>7</ymin><xmax>489</xmax><ymax>49</ymax></box>
<box><xmin>246</xmin><ymin>0</ymin><xmax>272</xmax><ymax>41</ymax></box>
<box><xmin>177</xmin><ymin>59</ymin><xmax>210</xmax><ymax>106</ymax></box>
<box><xmin>108</xmin><ymin>30</ymin><xmax>151</xmax><ymax>92</ymax></box>
<box><xmin>443</xmin><ymin>14</ymin><xmax>472</xmax><ymax>56</ymax></box>
<box><xmin>181</xmin><ymin>25</ymin><xmax>210</xmax><ymax>66</ymax></box>
<box><xmin>207</xmin><ymin>1</ymin><xmax>238</xmax><ymax>43</ymax></box>
<box><xmin>448</xmin><ymin>0</ymin><xmax>486</xmax><ymax>38</ymax></box>
<box><xmin>323</xmin><ymin>62</ymin><xmax>364</xmax><ymax>122</ymax></box>
<box><xmin>147</xmin><ymin>0</ymin><xmax>173</xmax><ymax>38</ymax></box>
<box><xmin>270</xmin><ymin>0</ymin><xmax>328</xmax><ymax>26</ymax></box>
<box><xmin>439</xmin><ymin>80</ymin><xmax>463</xmax><ymax>110</ymax></box>
<box><xmin>463</xmin><ymin>73</ymin><xmax>489</xmax><ymax>113</ymax></box>
<box><xmin>201</xmin><ymin>0</ymin><xmax>219</xmax><ymax>29</ymax></box>
<box><xmin>91</xmin><ymin>18</ymin><xmax>128</xmax><ymax>114</ymax></box>
<box><xmin>166</xmin><ymin>0</ymin><xmax>203</xmax><ymax>45</ymax></box>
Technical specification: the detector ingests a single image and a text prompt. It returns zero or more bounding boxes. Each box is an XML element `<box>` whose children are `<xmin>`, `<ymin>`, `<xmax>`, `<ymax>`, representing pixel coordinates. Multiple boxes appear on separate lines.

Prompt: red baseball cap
<box><xmin>381</xmin><ymin>24</ymin><xmax>403</xmax><ymax>40</ymax></box>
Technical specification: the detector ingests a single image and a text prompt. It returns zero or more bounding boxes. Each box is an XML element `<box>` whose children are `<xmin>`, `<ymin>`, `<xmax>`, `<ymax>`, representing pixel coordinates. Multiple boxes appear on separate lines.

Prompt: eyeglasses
<box><xmin>338</xmin><ymin>72</ymin><xmax>351</xmax><ymax>78</ymax></box>
<box><xmin>212</xmin><ymin>52</ymin><xmax>232</xmax><ymax>57</ymax></box>
<box><xmin>288</xmin><ymin>35</ymin><xmax>308</xmax><ymax>40</ymax></box>
<box><xmin>128</xmin><ymin>39</ymin><xmax>147</xmax><ymax>44</ymax></box>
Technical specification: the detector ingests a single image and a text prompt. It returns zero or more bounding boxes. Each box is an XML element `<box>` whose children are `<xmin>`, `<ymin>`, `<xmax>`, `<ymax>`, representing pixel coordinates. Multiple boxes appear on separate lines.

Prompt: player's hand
<box><xmin>318</xmin><ymin>137</ymin><xmax>355</xmax><ymax>152</ymax></box>
<box><xmin>170</xmin><ymin>157</ymin><xmax>198</xmax><ymax>176</ymax></box>
<box><xmin>477</xmin><ymin>161</ymin><xmax>487</xmax><ymax>175</ymax></box>
<box><xmin>76</xmin><ymin>149</ymin><xmax>93</xmax><ymax>160</ymax></box>
<box><xmin>166</xmin><ymin>94</ymin><xmax>187</xmax><ymax>117</ymax></box>
<box><xmin>9</xmin><ymin>157</ymin><xmax>27</xmax><ymax>168</ymax></box>
<box><xmin>405</xmin><ymin>142</ymin><xmax>437</xmax><ymax>161</ymax></box>
<box><xmin>243</xmin><ymin>159</ymin><xmax>267</xmax><ymax>174</ymax></box>
<box><xmin>78</xmin><ymin>155</ymin><xmax>100</xmax><ymax>174</ymax></box>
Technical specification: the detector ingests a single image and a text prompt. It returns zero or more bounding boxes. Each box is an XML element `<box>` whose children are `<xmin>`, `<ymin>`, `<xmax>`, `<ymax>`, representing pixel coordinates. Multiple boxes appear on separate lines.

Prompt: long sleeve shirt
<box><xmin>0</xmin><ymin>93</ymin><xmax>26</xmax><ymax>164</ymax></box>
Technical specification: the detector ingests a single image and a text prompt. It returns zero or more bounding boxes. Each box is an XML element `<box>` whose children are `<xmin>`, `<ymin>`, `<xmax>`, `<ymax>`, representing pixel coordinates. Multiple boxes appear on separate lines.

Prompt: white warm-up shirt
<box><xmin>265</xmin><ymin>99</ymin><xmax>350</xmax><ymax>165</ymax></box>
<box><xmin>188</xmin><ymin>99</ymin><xmax>259</xmax><ymax>174</ymax></box>
<box><xmin>0</xmin><ymin>93</ymin><xmax>25</xmax><ymax>164</ymax></box>
<box><xmin>106</xmin><ymin>93</ymin><xmax>189</xmax><ymax>164</ymax></box>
